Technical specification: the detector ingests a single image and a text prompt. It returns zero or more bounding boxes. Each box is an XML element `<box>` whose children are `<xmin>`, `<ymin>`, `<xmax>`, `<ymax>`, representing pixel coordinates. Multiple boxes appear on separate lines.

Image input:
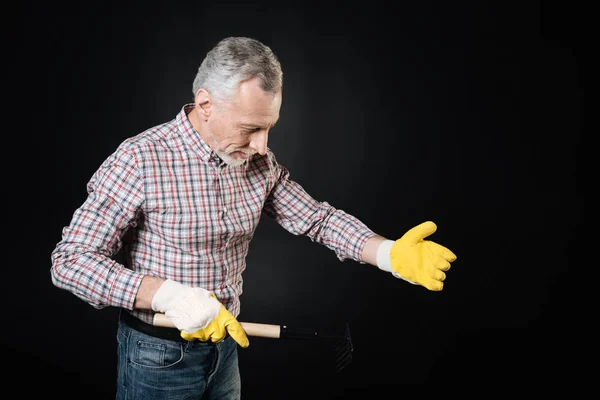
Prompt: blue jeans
<box><xmin>116</xmin><ymin>318</ymin><xmax>241</xmax><ymax>399</ymax></box>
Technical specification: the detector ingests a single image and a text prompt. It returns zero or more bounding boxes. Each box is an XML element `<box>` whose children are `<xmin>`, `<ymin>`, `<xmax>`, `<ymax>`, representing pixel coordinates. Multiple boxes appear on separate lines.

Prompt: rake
<box><xmin>153</xmin><ymin>314</ymin><xmax>354</xmax><ymax>372</ymax></box>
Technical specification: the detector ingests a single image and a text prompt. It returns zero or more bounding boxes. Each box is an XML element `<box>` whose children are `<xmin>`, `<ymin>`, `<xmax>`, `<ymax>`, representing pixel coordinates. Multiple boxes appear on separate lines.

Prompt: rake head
<box><xmin>333</xmin><ymin>322</ymin><xmax>354</xmax><ymax>372</ymax></box>
<box><xmin>280</xmin><ymin>321</ymin><xmax>354</xmax><ymax>372</ymax></box>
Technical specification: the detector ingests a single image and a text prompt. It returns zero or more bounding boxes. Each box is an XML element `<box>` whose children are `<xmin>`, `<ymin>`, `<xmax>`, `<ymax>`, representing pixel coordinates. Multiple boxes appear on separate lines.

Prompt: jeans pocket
<box><xmin>130</xmin><ymin>337</ymin><xmax>185</xmax><ymax>369</ymax></box>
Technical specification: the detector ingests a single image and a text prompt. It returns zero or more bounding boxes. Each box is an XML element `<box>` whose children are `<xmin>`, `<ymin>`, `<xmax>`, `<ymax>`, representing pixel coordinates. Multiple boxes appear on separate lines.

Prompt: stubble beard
<box><xmin>208</xmin><ymin>130</ymin><xmax>253</xmax><ymax>167</ymax></box>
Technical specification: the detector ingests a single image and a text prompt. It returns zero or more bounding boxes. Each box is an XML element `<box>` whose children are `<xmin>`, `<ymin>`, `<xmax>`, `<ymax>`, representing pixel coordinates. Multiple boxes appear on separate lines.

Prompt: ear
<box><xmin>195</xmin><ymin>88</ymin><xmax>212</xmax><ymax>120</ymax></box>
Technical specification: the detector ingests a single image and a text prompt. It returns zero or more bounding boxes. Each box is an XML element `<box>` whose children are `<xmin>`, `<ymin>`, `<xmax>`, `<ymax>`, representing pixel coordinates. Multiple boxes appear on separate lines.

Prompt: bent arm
<box><xmin>50</xmin><ymin>149</ymin><xmax>147</xmax><ymax>310</ymax></box>
<box><xmin>133</xmin><ymin>275</ymin><xmax>166</xmax><ymax>310</ymax></box>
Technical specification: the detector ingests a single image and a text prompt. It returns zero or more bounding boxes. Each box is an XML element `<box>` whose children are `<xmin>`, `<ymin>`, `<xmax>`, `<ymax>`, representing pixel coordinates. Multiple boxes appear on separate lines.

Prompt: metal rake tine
<box><xmin>334</xmin><ymin>322</ymin><xmax>353</xmax><ymax>372</ymax></box>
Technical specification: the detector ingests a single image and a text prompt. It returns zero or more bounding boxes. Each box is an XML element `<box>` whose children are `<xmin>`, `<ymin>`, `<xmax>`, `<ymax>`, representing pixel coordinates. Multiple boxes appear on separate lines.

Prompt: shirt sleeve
<box><xmin>262</xmin><ymin>152</ymin><xmax>377</xmax><ymax>263</ymax></box>
<box><xmin>50</xmin><ymin>146</ymin><xmax>146</xmax><ymax>310</ymax></box>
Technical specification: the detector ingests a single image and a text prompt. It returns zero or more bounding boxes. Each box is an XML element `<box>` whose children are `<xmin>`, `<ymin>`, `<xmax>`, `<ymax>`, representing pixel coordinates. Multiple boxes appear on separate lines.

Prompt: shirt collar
<box><xmin>176</xmin><ymin>103</ymin><xmax>220</xmax><ymax>163</ymax></box>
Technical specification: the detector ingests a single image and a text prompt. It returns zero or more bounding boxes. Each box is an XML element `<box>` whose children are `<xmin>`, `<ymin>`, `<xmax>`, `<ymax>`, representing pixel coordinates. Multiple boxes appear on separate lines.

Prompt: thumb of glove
<box><xmin>179</xmin><ymin>294</ymin><xmax>250</xmax><ymax>348</ymax></box>
<box><xmin>223</xmin><ymin>313</ymin><xmax>250</xmax><ymax>348</ymax></box>
<box><xmin>400</xmin><ymin>220</ymin><xmax>437</xmax><ymax>244</ymax></box>
<box><xmin>205</xmin><ymin>294</ymin><xmax>249</xmax><ymax>347</ymax></box>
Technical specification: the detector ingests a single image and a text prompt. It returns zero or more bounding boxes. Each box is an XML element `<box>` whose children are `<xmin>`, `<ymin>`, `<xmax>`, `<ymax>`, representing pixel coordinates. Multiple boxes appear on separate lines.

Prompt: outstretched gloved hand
<box><xmin>180</xmin><ymin>294</ymin><xmax>250</xmax><ymax>348</ymax></box>
<box><xmin>376</xmin><ymin>221</ymin><xmax>457</xmax><ymax>291</ymax></box>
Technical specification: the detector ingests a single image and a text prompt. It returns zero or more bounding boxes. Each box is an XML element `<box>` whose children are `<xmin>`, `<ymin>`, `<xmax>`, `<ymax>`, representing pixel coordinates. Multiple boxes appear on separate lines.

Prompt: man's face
<box><xmin>206</xmin><ymin>77</ymin><xmax>282</xmax><ymax>166</ymax></box>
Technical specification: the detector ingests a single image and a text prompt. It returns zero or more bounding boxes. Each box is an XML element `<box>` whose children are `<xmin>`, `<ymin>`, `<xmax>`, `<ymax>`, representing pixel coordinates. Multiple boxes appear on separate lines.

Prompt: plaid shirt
<box><xmin>51</xmin><ymin>104</ymin><xmax>376</xmax><ymax>324</ymax></box>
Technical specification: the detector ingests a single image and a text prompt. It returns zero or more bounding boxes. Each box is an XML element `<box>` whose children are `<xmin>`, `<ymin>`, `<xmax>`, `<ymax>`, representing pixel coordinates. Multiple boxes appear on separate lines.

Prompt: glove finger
<box><xmin>432</xmin><ymin>269</ymin><xmax>447</xmax><ymax>282</ymax></box>
<box><xmin>434</xmin><ymin>258</ymin><xmax>451</xmax><ymax>272</ymax></box>
<box><xmin>181</xmin><ymin>329</ymin><xmax>209</xmax><ymax>341</ymax></box>
<box><xmin>422</xmin><ymin>277</ymin><xmax>444</xmax><ymax>291</ymax></box>
<box><xmin>210</xmin><ymin>329</ymin><xmax>227</xmax><ymax>343</ymax></box>
<box><xmin>401</xmin><ymin>221</ymin><xmax>437</xmax><ymax>243</ymax></box>
<box><xmin>427</xmin><ymin>241</ymin><xmax>457</xmax><ymax>262</ymax></box>
<box><xmin>208</xmin><ymin>306</ymin><xmax>231</xmax><ymax>343</ymax></box>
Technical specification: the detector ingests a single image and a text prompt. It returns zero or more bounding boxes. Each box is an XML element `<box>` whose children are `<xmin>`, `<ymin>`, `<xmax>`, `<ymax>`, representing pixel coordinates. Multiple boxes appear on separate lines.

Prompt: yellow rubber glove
<box><xmin>390</xmin><ymin>221</ymin><xmax>457</xmax><ymax>291</ymax></box>
<box><xmin>180</xmin><ymin>294</ymin><xmax>250</xmax><ymax>348</ymax></box>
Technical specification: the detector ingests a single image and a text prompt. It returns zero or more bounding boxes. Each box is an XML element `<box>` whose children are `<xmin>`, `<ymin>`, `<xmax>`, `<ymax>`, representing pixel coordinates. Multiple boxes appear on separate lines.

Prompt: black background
<box><xmin>9</xmin><ymin>1</ymin><xmax>583</xmax><ymax>398</ymax></box>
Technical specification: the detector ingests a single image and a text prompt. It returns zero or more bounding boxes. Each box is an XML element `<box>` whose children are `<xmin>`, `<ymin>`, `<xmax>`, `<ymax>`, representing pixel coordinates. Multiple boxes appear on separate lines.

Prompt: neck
<box><xmin>187</xmin><ymin>107</ymin><xmax>210</xmax><ymax>144</ymax></box>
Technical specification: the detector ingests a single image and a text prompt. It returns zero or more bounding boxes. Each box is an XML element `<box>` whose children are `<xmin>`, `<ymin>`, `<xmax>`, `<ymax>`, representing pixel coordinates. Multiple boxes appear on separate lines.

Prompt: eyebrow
<box><xmin>240</xmin><ymin>120</ymin><xmax>278</xmax><ymax>129</ymax></box>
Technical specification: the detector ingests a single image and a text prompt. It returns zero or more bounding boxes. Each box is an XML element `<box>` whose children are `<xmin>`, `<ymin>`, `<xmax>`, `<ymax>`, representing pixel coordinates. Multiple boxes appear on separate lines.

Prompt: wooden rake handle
<box><xmin>153</xmin><ymin>313</ymin><xmax>331</xmax><ymax>340</ymax></box>
<box><xmin>153</xmin><ymin>313</ymin><xmax>282</xmax><ymax>338</ymax></box>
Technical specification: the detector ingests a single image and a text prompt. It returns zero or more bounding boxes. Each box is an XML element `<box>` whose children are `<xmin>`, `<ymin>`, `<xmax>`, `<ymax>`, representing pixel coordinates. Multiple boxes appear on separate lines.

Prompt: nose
<box><xmin>249</xmin><ymin>130</ymin><xmax>268</xmax><ymax>156</ymax></box>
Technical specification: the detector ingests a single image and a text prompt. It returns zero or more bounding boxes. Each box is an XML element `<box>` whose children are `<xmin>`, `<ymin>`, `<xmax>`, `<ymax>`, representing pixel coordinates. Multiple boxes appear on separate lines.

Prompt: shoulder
<box><xmin>120</xmin><ymin>118</ymin><xmax>179</xmax><ymax>153</ymax></box>
<box><xmin>105</xmin><ymin>118</ymin><xmax>180</xmax><ymax>165</ymax></box>
<box><xmin>89</xmin><ymin>120</ymin><xmax>176</xmax><ymax>178</ymax></box>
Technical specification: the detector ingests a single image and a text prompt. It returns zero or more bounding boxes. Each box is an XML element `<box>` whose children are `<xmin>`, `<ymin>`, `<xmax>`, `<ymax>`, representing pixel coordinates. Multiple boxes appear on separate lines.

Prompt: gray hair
<box><xmin>192</xmin><ymin>37</ymin><xmax>283</xmax><ymax>104</ymax></box>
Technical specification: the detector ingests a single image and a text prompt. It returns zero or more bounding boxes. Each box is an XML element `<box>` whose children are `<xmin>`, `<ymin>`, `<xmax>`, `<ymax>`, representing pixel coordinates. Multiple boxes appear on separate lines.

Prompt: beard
<box><xmin>208</xmin><ymin>131</ymin><xmax>255</xmax><ymax>167</ymax></box>
<box><xmin>215</xmin><ymin>149</ymin><xmax>252</xmax><ymax>167</ymax></box>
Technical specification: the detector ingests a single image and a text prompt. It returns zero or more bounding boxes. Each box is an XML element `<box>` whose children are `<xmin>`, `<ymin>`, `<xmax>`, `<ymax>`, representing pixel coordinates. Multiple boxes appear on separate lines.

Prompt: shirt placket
<box><xmin>214</xmin><ymin>159</ymin><xmax>231</xmax><ymax>288</ymax></box>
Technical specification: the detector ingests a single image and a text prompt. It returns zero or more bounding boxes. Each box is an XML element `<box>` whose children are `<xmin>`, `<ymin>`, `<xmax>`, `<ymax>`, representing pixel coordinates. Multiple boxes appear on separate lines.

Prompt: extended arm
<box><xmin>361</xmin><ymin>235</ymin><xmax>387</xmax><ymax>266</ymax></box>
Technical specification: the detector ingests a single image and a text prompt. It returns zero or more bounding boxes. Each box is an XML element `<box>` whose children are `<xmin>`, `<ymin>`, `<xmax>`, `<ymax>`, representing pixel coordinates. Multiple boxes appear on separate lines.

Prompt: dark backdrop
<box><xmin>9</xmin><ymin>1</ymin><xmax>582</xmax><ymax>398</ymax></box>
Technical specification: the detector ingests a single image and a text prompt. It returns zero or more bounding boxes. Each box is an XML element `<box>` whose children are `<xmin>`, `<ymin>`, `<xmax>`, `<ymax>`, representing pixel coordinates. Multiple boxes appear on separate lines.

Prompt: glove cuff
<box><xmin>151</xmin><ymin>279</ymin><xmax>184</xmax><ymax>312</ymax></box>
<box><xmin>376</xmin><ymin>240</ymin><xmax>419</xmax><ymax>285</ymax></box>
<box><xmin>376</xmin><ymin>240</ymin><xmax>395</xmax><ymax>273</ymax></box>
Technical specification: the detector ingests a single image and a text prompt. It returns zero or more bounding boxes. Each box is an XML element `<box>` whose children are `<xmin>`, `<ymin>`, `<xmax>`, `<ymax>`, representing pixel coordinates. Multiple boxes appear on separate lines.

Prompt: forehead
<box><xmin>230</xmin><ymin>78</ymin><xmax>282</xmax><ymax>126</ymax></box>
